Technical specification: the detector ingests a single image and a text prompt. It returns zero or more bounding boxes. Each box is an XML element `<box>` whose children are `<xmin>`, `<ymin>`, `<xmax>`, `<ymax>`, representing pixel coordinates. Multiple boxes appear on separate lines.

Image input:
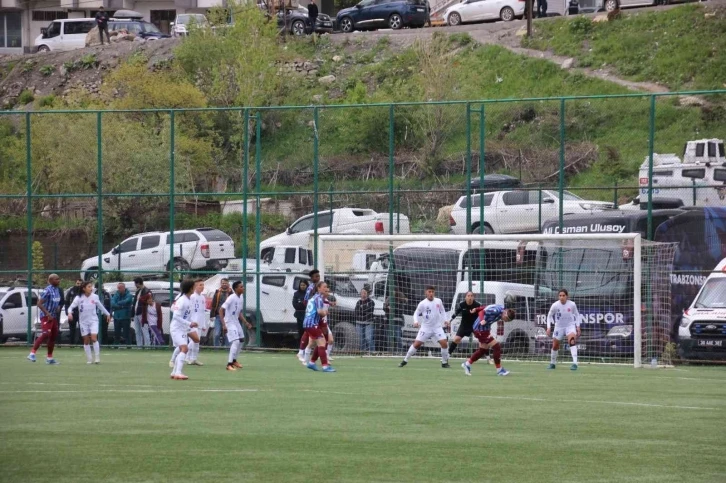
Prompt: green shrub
<box><xmin>18</xmin><ymin>89</ymin><xmax>35</xmax><ymax>104</ymax></box>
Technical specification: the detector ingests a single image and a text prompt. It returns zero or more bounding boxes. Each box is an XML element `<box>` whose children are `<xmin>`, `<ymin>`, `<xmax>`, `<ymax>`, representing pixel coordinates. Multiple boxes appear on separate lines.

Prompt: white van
<box><xmin>35</xmin><ymin>18</ymin><xmax>96</xmax><ymax>52</ymax></box>
<box><xmin>401</xmin><ymin>280</ymin><xmax>538</xmax><ymax>355</ymax></box>
<box><xmin>678</xmin><ymin>257</ymin><xmax>726</xmax><ymax>361</ymax></box>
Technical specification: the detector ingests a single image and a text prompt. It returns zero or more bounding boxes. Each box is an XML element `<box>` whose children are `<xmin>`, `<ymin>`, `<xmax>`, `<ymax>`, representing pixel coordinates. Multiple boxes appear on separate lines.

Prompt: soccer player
<box><xmin>186</xmin><ymin>279</ymin><xmax>207</xmax><ymax>366</ymax></box>
<box><xmin>302</xmin><ymin>281</ymin><xmax>335</xmax><ymax>373</ymax></box>
<box><xmin>448</xmin><ymin>291</ymin><xmax>491</xmax><ymax>364</ymax></box>
<box><xmin>546</xmin><ymin>289</ymin><xmax>581</xmax><ymax>370</ymax></box>
<box><xmin>27</xmin><ymin>274</ymin><xmax>64</xmax><ymax>364</ymax></box>
<box><xmin>219</xmin><ymin>281</ymin><xmax>253</xmax><ymax>371</ymax></box>
<box><xmin>169</xmin><ymin>279</ymin><xmax>200</xmax><ymax>380</ymax></box>
<box><xmin>398</xmin><ymin>286</ymin><xmax>451</xmax><ymax>368</ymax></box>
<box><xmin>462</xmin><ymin>304</ymin><xmax>514</xmax><ymax>376</ymax></box>
<box><xmin>296</xmin><ymin>269</ymin><xmax>320</xmax><ymax>362</ymax></box>
<box><xmin>67</xmin><ymin>281</ymin><xmax>113</xmax><ymax>364</ymax></box>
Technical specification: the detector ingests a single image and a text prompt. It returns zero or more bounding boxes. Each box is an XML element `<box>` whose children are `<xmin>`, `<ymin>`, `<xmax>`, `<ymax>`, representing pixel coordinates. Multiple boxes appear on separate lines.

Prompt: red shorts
<box><xmin>304</xmin><ymin>326</ymin><xmax>323</xmax><ymax>339</ymax></box>
<box><xmin>473</xmin><ymin>330</ymin><xmax>494</xmax><ymax>345</ymax></box>
<box><xmin>40</xmin><ymin>316</ymin><xmax>59</xmax><ymax>334</ymax></box>
<box><xmin>319</xmin><ymin>321</ymin><xmax>329</xmax><ymax>336</ymax></box>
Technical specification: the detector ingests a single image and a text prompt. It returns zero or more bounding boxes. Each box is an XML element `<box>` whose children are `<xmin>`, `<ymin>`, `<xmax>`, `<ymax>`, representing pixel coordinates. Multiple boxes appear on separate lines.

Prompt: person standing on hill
<box><xmin>308</xmin><ymin>0</ymin><xmax>319</xmax><ymax>32</ymax></box>
<box><xmin>95</xmin><ymin>6</ymin><xmax>110</xmax><ymax>45</ymax></box>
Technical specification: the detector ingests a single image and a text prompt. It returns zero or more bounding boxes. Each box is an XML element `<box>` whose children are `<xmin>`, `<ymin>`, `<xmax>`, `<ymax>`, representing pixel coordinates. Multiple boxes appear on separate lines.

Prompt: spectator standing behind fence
<box><xmin>132</xmin><ymin>278</ymin><xmax>151</xmax><ymax>347</ymax></box>
<box><xmin>111</xmin><ymin>283</ymin><xmax>133</xmax><ymax>345</ymax></box>
<box><xmin>211</xmin><ymin>278</ymin><xmax>232</xmax><ymax>347</ymax></box>
<box><xmin>293</xmin><ymin>280</ymin><xmax>309</xmax><ymax>340</ymax></box>
<box><xmin>537</xmin><ymin>0</ymin><xmax>547</xmax><ymax>18</ymax></box>
<box><xmin>384</xmin><ymin>289</ymin><xmax>408</xmax><ymax>350</ymax></box>
<box><xmin>308</xmin><ymin>0</ymin><xmax>318</xmax><ymax>30</ymax></box>
<box><xmin>64</xmin><ymin>279</ymin><xmax>83</xmax><ymax>345</ymax></box>
<box><xmin>95</xmin><ymin>6</ymin><xmax>110</xmax><ymax>45</ymax></box>
<box><xmin>355</xmin><ymin>288</ymin><xmax>376</xmax><ymax>354</ymax></box>
<box><xmin>142</xmin><ymin>293</ymin><xmax>165</xmax><ymax>345</ymax></box>
<box><xmin>95</xmin><ymin>282</ymin><xmax>111</xmax><ymax>344</ymax></box>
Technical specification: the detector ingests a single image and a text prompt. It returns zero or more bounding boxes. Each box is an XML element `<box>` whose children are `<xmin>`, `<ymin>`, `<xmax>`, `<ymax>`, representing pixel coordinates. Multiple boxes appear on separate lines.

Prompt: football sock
<box><xmin>448</xmin><ymin>341</ymin><xmax>458</xmax><ymax>354</ymax></box>
<box><xmin>188</xmin><ymin>341</ymin><xmax>197</xmax><ymax>361</ymax></box>
<box><xmin>93</xmin><ymin>341</ymin><xmax>100</xmax><ymax>359</ymax></box>
<box><xmin>299</xmin><ymin>333</ymin><xmax>309</xmax><ymax>351</ymax></box>
<box><xmin>84</xmin><ymin>344</ymin><xmax>92</xmax><ymax>362</ymax></box>
<box><xmin>171</xmin><ymin>347</ymin><xmax>180</xmax><ymax>363</ymax></box>
<box><xmin>319</xmin><ymin>346</ymin><xmax>329</xmax><ymax>366</ymax></box>
<box><xmin>403</xmin><ymin>345</ymin><xmax>417</xmax><ymax>362</ymax></box>
<box><xmin>174</xmin><ymin>351</ymin><xmax>186</xmax><ymax>376</ymax></box>
<box><xmin>468</xmin><ymin>348</ymin><xmax>487</xmax><ymax>364</ymax></box>
<box><xmin>441</xmin><ymin>348</ymin><xmax>449</xmax><ymax>364</ymax></box>
<box><xmin>570</xmin><ymin>345</ymin><xmax>578</xmax><ymax>364</ymax></box>
<box><xmin>492</xmin><ymin>344</ymin><xmax>502</xmax><ymax>369</ymax></box>
<box><xmin>304</xmin><ymin>348</ymin><xmax>313</xmax><ymax>364</ymax></box>
<box><xmin>326</xmin><ymin>343</ymin><xmax>333</xmax><ymax>358</ymax></box>
<box><xmin>551</xmin><ymin>349</ymin><xmax>558</xmax><ymax>365</ymax></box>
<box><xmin>228</xmin><ymin>340</ymin><xmax>240</xmax><ymax>364</ymax></box>
<box><xmin>234</xmin><ymin>340</ymin><xmax>242</xmax><ymax>360</ymax></box>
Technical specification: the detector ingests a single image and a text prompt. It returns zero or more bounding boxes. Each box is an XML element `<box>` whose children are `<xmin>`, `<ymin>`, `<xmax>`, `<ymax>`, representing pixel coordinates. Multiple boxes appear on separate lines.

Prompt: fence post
<box><xmin>255</xmin><ymin>112</ymin><xmax>262</xmax><ymax>346</ymax></box>
<box><xmin>329</xmin><ymin>184</ymin><xmax>334</xmax><ymax>221</ymax></box>
<box><xmin>479</xmin><ymin>105</ymin><xmax>486</xmax><ymax>304</ymax></box>
<box><xmin>25</xmin><ymin>112</ymin><xmax>33</xmax><ymax>345</ymax></box>
<box><xmin>647</xmin><ymin>95</ymin><xmax>655</xmax><ymax>241</ymax></box>
<box><xmin>169</xmin><ymin>110</ymin><xmax>176</xmax><ymax>350</ymax></box>
<box><xmin>692</xmin><ymin>179</ymin><xmax>697</xmax><ymax>206</ymax></box>
<box><xmin>558</xmin><ymin>98</ymin><xmax>565</xmax><ymax>232</ymax></box>
<box><xmin>96</xmin><ymin>111</ymin><xmax>104</xmax><ymax>344</ymax></box>
<box><xmin>396</xmin><ymin>183</ymin><xmax>401</xmax><ymax>234</ymax></box>
<box><xmin>465</xmin><ymin>102</ymin><xmax>472</xmax><ymax>236</ymax></box>
<box><xmin>613</xmin><ymin>180</ymin><xmax>619</xmax><ymax>209</ymax></box>
<box><xmin>313</xmin><ymin>107</ymin><xmax>319</xmax><ymax>269</ymax></box>
<box><xmin>388</xmin><ymin>104</ymin><xmax>394</xmax><ymax>236</ymax></box>
<box><xmin>242</xmin><ymin>109</ymin><xmax>249</xmax><ymax>315</ymax></box>
<box><xmin>538</xmin><ymin>185</ymin><xmax>542</xmax><ymax>232</ymax></box>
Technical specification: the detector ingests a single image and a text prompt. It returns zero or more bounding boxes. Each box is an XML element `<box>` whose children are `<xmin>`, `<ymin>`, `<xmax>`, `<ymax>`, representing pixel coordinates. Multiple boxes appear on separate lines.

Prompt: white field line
<box><xmin>475</xmin><ymin>395</ymin><xmax>719</xmax><ymax>411</ymax></box>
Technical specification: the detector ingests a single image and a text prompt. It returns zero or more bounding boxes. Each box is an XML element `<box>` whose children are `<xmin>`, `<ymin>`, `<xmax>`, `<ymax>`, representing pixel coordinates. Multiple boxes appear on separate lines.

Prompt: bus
<box><xmin>536</xmin><ymin>208</ymin><xmax>726</xmax><ymax>359</ymax></box>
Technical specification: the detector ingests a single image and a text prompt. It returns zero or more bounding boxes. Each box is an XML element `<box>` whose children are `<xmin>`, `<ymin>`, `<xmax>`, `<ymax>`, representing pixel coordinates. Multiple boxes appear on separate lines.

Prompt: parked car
<box><xmin>80</xmin><ymin>228</ymin><xmax>235</xmax><ymax>281</ymax></box>
<box><xmin>678</xmin><ymin>257</ymin><xmax>726</xmax><ymax>361</ymax></box>
<box><xmin>109</xmin><ymin>15</ymin><xmax>172</xmax><ymax>40</ymax></box>
<box><xmin>34</xmin><ymin>18</ymin><xmax>95</xmax><ymax>52</ymax></box>
<box><xmin>171</xmin><ymin>13</ymin><xmax>208</xmax><ymax>36</ymax></box>
<box><xmin>276</xmin><ymin>7</ymin><xmax>315</xmax><ymax>35</ymax></box>
<box><xmin>285</xmin><ymin>6</ymin><xmax>335</xmax><ymax>34</ymax></box>
<box><xmin>449</xmin><ymin>189</ymin><xmax>613</xmax><ymax>234</ymax></box>
<box><xmin>0</xmin><ymin>287</ymin><xmax>39</xmax><ymax>342</ymax></box>
<box><xmin>337</xmin><ymin>0</ymin><xmax>427</xmax><ymax>33</ymax></box>
<box><xmin>259</xmin><ymin>207</ymin><xmax>410</xmax><ymax>253</ymax></box>
<box><xmin>445</xmin><ymin>0</ymin><xmax>525</xmax><ymax>25</ymax></box>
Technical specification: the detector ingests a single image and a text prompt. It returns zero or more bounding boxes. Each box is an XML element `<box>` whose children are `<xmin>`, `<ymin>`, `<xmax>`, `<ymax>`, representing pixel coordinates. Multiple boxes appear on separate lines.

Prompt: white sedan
<box><xmin>445</xmin><ymin>0</ymin><xmax>524</xmax><ymax>25</ymax></box>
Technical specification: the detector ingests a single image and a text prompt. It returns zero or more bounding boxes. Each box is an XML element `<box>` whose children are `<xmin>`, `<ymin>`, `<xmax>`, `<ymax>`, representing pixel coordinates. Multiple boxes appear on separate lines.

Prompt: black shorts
<box><xmin>456</xmin><ymin>321</ymin><xmax>475</xmax><ymax>338</ymax></box>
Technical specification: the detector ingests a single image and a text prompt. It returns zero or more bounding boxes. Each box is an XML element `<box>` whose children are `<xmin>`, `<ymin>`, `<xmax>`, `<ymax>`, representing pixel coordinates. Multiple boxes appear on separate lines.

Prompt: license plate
<box><xmin>323</xmin><ymin>22</ymin><xmax>331</xmax><ymax>26</ymax></box>
<box><xmin>417</xmin><ymin>7</ymin><xmax>424</xmax><ymax>11</ymax></box>
<box><xmin>578</xmin><ymin>344</ymin><xmax>586</xmax><ymax>352</ymax></box>
<box><xmin>698</xmin><ymin>340</ymin><xmax>723</xmax><ymax>347</ymax></box>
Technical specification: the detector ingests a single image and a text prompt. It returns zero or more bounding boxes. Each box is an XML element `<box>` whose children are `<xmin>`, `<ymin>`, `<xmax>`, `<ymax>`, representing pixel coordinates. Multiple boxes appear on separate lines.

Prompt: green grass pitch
<box><xmin>1</xmin><ymin>347</ymin><xmax>725</xmax><ymax>483</ymax></box>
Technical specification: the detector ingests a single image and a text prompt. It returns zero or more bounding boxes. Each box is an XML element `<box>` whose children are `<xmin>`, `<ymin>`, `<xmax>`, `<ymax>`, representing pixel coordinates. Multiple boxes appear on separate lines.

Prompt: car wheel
<box><xmin>85</xmin><ymin>268</ymin><xmax>99</xmax><ymax>282</ymax></box>
<box><xmin>292</xmin><ymin>19</ymin><xmax>306</xmax><ymax>36</ymax></box>
<box><xmin>340</xmin><ymin>16</ymin><xmax>354</xmax><ymax>33</ymax></box>
<box><xmin>388</xmin><ymin>13</ymin><xmax>403</xmax><ymax>30</ymax></box>
<box><xmin>448</xmin><ymin>12</ymin><xmax>461</xmax><ymax>26</ymax></box>
<box><xmin>504</xmin><ymin>331</ymin><xmax>530</xmax><ymax>356</ymax></box>
<box><xmin>332</xmin><ymin>322</ymin><xmax>359</xmax><ymax>353</ymax></box>
<box><xmin>500</xmin><ymin>6</ymin><xmax>515</xmax><ymax>21</ymax></box>
<box><xmin>37</xmin><ymin>45</ymin><xmax>50</xmax><ymax>53</ymax></box>
<box><xmin>170</xmin><ymin>258</ymin><xmax>190</xmax><ymax>274</ymax></box>
<box><xmin>604</xmin><ymin>0</ymin><xmax>618</xmax><ymax>11</ymax></box>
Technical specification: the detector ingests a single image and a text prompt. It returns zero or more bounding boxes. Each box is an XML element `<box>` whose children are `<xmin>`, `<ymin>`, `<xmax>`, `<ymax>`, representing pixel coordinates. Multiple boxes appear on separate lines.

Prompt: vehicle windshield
<box><xmin>140</xmin><ymin>21</ymin><xmax>162</xmax><ymax>33</ymax></box>
<box><xmin>0</xmin><ymin>291</ymin><xmax>6</xmax><ymax>299</ymax></box>
<box><xmin>546</xmin><ymin>190</ymin><xmax>583</xmax><ymax>201</ymax></box>
<box><xmin>328</xmin><ymin>277</ymin><xmax>359</xmax><ymax>298</ymax></box>
<box><xmin>177</xmin><ymin>15</ymin><xmax>206</xmax><ymax>24</ymax></box>
<box><xmin>693</xmin><ymin>278</ymin><xmax>726</xmax><ymax>309</ymax></box>
<box><xmin>536</xmin><ymin>245</ymin><xmax>630</xmax><ymax>297</ymax></box>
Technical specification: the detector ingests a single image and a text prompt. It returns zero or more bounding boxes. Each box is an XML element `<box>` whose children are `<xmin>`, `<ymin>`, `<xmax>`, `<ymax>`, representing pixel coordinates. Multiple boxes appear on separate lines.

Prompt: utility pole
<box><xmin>526</xmin><ymin>0</ymin><xmax>533</xmax><ymax>38</ymax></box>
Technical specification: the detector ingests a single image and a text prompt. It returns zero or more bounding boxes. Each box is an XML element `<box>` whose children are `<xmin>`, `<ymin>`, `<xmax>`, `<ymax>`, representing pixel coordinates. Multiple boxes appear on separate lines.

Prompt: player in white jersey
<box><xmin>186</xmin><ymin>280</ymin><xmax>207</xmax><ymax>366</ymax></box>
<box><xmin>546</xmin><ymin>289</ymin><xmax>581</xmax><ymax>371</ymax></box>
<box><xmin>169</xmin><ymin>280</ymin><xmax>200</xmax><ymax>380</ymax></box>
<box><xmin>398</xmin><ymin>286</ymin><xmax>451</xmax><ymax>368</ymax></box>
<box><xmin>67</xmin><ymin>281</ymin><xmax>112</xmax><ymax>364</ymax></box>
<box><xmin>219</xmin><ymin>281</ymin><xmax>253</xmax><ymax>372</ymax></box>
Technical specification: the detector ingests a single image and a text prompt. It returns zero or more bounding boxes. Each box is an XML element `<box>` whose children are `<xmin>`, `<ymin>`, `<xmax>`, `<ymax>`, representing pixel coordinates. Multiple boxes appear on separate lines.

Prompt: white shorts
<box><xmin>553</xmin><ymin>325</ymin><xmax>577</xmax><ymax>341</ymax></box>
<box><xmin>415</xmin><ymin>326</ymin><xmax>447</xmax><ymax>343</ymax></box>
<box><xmin>226</xmin><ymin>322</ymin><xmax>244</xmax><ymax>343</ymax></box>
<box><xmin>171</xmin><ymin>328</ymin><xmax>189</xmax><ymax>348</ymax></box>
<box><xmin>79</xmin><ymin>320</ymin><xmax>98</xmax><ymax>337</ymax></box>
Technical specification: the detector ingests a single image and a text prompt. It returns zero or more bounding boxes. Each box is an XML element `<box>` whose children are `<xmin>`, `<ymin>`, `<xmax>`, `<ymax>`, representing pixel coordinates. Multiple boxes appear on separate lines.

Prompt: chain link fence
<box><xmin>1</xmin><ymin>91</ymin><xmax>725</xmax><ymax>363</ymax></box>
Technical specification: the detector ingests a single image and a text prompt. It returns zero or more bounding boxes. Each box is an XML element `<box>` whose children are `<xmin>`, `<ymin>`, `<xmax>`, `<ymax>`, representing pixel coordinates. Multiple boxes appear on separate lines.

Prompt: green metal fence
<box><xmin>1</xmin><ymin>89</ymin><xmax>725</xmax><ymax>352</ymax></box>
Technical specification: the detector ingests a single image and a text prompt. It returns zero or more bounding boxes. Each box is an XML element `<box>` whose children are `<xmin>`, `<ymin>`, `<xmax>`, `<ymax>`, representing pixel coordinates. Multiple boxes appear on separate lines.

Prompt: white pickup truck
<box><xmin>449</xmin><ymin>189</ymin><xmax>612</xmax><ymax>234</ymax></box>
<box><xmin>259</xmin><ymin>208</ymin><xmax>410</xmax><ymax>253</ymax></box>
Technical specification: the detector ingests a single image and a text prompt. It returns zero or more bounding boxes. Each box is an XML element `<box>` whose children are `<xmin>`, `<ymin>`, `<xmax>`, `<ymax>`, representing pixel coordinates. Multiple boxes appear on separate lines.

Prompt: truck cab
<box><xmin>678</xmin><ymin>257</ymin><xmax>726</xmax><ymax>361</ymax></box>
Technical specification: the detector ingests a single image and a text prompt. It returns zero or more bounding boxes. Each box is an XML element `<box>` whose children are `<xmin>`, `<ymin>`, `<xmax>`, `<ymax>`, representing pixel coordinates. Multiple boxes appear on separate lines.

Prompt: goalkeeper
<box><xmin>448</xmin><ymin>291</ymin><xmax>491</xmax><ymax>365</ymax></box>
<box><xmin>462</xmin><ymin>304</ymin><xmax>515</xmax><ymax>377</ymax></box>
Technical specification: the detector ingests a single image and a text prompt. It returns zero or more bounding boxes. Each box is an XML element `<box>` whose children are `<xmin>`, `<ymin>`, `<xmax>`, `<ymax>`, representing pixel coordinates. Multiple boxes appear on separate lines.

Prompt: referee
<box><xmin>448</xmin><ymin>291</ymin><xmax>489</xmax><ymax>363</ymax></box>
